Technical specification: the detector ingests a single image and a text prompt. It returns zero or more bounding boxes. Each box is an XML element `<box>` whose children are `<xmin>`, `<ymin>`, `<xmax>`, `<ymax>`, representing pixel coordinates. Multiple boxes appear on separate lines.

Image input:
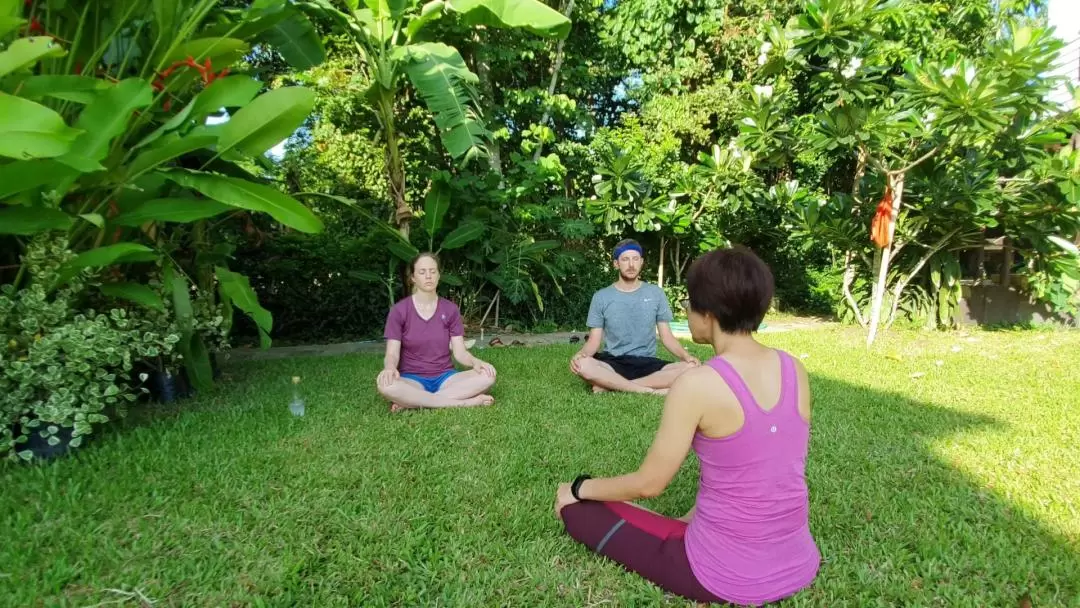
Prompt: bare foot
<box><xmin>649</xmin><ymin>388</ymin><xmax>669</xmax><ymax>396</ymax></box>
<box><xmin>464</xmin><ymin>394</ymin><xmax>495</xmax><ymax>406</ymax></box>
<box><xmin>591</xmin><ymin>385</ymin><xmax>609</xmax><ymax>394</ymax></box>
<box><xmin>389</xmin><ymin>402</ymin><xmax>406</xmax><ymax>413</ymax></box>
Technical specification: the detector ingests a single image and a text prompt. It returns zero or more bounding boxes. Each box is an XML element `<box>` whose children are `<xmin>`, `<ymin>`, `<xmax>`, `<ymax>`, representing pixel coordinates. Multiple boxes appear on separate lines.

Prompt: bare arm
<box><xmin>450</xmin><ymin>336</ymin><xmax>477</xmax><ymax>367</ymax></box>
<box><xmin>378</xmin><ymin>340</ymin><xmax>402</xmax><ymax>387</ymax></box>
<box><xmin>657</xmin><ymin>322</ymin><xmax>698</xmax><ymax>364</ymax></box>
<box><xmin>575</xmin><ymin>328</ymin><xmax>604</xmax><ymax>359</ymax></box>
<box><xmin>451</xmin><ymin>336</ymin><xmax>496</xmax><ymax>377</ymax></box>
<box><xmin>573</xmin><ymin>367</ymin><xmax>712</xmax><ymax>501</ymax></box>
<box><xmin>383</xmin><ymin>339</ymin><xmax>401</xmax><ymax>371</ymax></box>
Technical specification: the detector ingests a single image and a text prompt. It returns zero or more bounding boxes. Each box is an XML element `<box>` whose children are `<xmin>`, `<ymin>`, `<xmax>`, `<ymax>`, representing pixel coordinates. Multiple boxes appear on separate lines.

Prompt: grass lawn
<box><xmin>2</xmin><ymin>326</ymin><xmax>1079</xmax><ymax>607</ymax></box>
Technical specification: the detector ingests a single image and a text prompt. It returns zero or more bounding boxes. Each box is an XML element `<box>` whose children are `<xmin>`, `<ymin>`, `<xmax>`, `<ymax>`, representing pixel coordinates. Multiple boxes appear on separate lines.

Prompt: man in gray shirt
<box><xmin>570</xmin><ymin>239</ymin><xmax>699</xmax><ymax>394</ymax></box>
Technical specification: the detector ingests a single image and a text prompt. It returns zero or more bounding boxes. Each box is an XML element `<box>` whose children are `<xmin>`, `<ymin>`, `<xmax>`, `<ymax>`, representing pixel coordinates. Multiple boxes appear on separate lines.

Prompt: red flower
<box><xmin>870</xmin><ymin>186</ymin><xmax>893</xmax><ymax>249</ymax></box>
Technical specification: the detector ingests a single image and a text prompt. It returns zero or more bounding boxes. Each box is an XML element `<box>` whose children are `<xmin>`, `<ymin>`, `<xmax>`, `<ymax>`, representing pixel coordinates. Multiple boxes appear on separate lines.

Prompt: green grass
<box><xmin>2</xmin><ymin>326</ymin><xmax>1079</xmax><ymax>607</ymax></box>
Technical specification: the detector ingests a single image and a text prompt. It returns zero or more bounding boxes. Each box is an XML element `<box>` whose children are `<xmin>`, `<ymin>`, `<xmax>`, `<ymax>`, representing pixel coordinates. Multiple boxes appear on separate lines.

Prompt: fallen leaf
<box><xmin>1018</xmin><ymin>592</ymin><xmax>1032</xmax><ymax>608</ymax></box>
<box><xmin>951</xmin><ymin>345</ymin><xmax>963</xmax><ymax>353</ymax></box>
<box><xmin>799</xmin><ymin>353</ymin><xmax>809</xmax><ymax>359</ymax></box>
<box><xmin>910</xmin><ymin>372</ymin><xmax>926</xmax><ymax>379</ymax></box>
<box><xmin>911</xmin><ymin>578</ymin><xmax>923</xmax><ymax>590</ymax></box>
<box><xmin>935</xmin><ymin>360</ymin><xmax>944</xmax><ymax>367</ymax></box>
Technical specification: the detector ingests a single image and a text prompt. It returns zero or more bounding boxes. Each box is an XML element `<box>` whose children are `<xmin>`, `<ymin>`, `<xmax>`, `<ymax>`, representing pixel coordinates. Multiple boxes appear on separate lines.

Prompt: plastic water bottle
<box><xmin>289</xmin><ymin>376</ymin><xmax>305</xmax><ymax>417</ymax></box>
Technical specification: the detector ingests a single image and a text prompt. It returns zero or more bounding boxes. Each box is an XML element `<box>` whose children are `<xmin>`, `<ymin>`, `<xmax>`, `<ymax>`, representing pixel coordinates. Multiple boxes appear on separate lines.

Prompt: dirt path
<box><xmin>226</xmin><ymin>316</ymin><xmax>833</xmax><ymax>363</ymax></box>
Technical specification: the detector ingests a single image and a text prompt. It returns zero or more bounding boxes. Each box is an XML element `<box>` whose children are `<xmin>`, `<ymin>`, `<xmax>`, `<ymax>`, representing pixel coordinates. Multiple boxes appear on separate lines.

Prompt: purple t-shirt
<box><xmin>383</xmin><ymin>296</ymin><xmax>464</xmax><ymax>376</ymax></box>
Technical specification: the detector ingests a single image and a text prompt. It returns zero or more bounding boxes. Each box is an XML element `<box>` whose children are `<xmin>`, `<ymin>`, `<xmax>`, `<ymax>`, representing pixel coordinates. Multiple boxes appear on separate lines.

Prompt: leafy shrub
<box><xmin>1</xmin><ymin>239</ymin><xmax>180</xmax><ymax>461</ymax></box>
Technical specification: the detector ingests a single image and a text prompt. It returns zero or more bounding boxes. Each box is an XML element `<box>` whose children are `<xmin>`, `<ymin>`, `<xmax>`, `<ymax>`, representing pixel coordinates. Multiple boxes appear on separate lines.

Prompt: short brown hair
<box><xmin>686</xmin><ymin>246</ymin><xmax>773</xmax><ymax>334</ymax></box>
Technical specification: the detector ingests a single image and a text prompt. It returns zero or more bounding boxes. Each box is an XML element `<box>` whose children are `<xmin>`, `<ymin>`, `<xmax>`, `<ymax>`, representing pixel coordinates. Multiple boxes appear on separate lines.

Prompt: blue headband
<box><xmin>613</xmin><ymin>243</ymin><xmax>643</xmax><ymax>260</ymax></box>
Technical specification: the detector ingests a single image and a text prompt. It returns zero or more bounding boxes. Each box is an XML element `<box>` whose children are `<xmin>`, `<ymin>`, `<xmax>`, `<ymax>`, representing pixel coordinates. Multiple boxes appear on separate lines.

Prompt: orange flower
<box><xmin>870</xmin><ymin>186</ymin><xmax>893</xmax><ymax>249</ymax></box>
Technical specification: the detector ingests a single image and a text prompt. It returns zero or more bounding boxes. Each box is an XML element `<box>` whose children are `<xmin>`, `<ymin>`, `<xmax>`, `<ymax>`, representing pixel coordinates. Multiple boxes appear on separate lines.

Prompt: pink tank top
<box><xmin>684</xmin><ymin>351</ymin><xmax>821</xmax><ymax>605</ymax></box>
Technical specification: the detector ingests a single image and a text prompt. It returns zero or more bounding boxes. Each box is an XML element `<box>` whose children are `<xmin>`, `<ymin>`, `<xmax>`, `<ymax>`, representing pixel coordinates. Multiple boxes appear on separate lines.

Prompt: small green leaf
<box><xmin>55</xmin><ymin>154</ymin><xmax>106</xmax><ymax>173</ymax></box>
<box><xmin>0</xmin><ymin>36</ymin><xmax>66</xmax><ymax>78</ymax></box>
<box><xmin>259</xmin><ymin>6</ymin><xmax>326</xmax><ymax>70</ymax></box>
<box><xmin>112</xmin><ymin>198</ymin><xmax>232</xmax><ymax>226</ymax></box>
<box><xmin>61</xmin><ymin>78</ymin><xmax>153</xmax><ymax>164</ymax></box>
<box><xmin>165</xmin><ymin>263</ymin><xmax>194</xmax><ymax>335</ymax></box>
<box><xmin>57</xmin><ymin>243</ymin><xmax>158</xmax><ymax>286</ymax></box>
<box><xmin>0</xmin><ymin>160</ymin><xmax>75</xmax><ymax>199</ymax></box>
<box><xmin>1048</xmin><ymin>235</ymin><xmax>1080</xmax><ymax>256</ymax></box>
<box><xmin>0</xmin><ymin>16</ymin><xmax>26</xmax><ymax>39</ymax></box>
<box><xmin>348</xmin><ymin>270</ymin><xmax>383</xmax><ymax>282</ymax></box>
<box><xmin>218</xmin><ymin>86</ymin><xmax>315</xmax><ymax>157</ymax></box>
<box><xmin>0</xmin><ymin>205</ymin><xmax>74</xmax><ymax>235</ymax></box>
<box><xmin>440</xmin><ymin>272</ymin><xmax>464</xmax><ymax>286</ymax></box>
<box><xmin>217</xmin><ymin>267</ymin><xmax>273</xmax><ymax>349</ymax></box>
<box><xmin>164</xmin><ymin>169</ymin><xmax>323</xmax><ymax>233</ymax></box>
<box><xmin>191</xmin><ymin>75</ymin><xmax>264</xmax><ymax>119</ymax></box>
<box><xmin>423</xmin><ymin>179</ymin><xmax>451</xmax><ymax>236</ymax></box>
<box><xmin>387</xmin><ymin>239</ymin><xmax>419</xmax><ymax>262</ymax></box>
<box><xmin>440</xmin><ymin>221</ymin><xmax>485</xmax><ymax>249</ymax></box>
<box><xmin>79</xmin><ymin>213</ymin><xmax>105</xmax><ymax>228</ymax></box>
<box><xmin>183</xmin><ymin>333</ymin><xmax>214</xmax><ymax>392</ymax></box>
<box><xmin>99</xmin><ymin>282</ymin><xmax>165</xmax><ymax>311</ymax></box>
<box><xmin>127</xmin><ymin>132</ymin><xmax>218</xmax><ymax>178</ymax></box>
<box><xmin>407</xmin><ymin>0</ymin><xmax>446</xmax><ymax>40</ymax></box>
<box><xmin>13</xmin><ymin>75</ymin><xmax>111</xmax><ymax>104</ymax></box>
<box><xmin>0</xmin><ymin>93</ymin><xmax>82</xmax><ymax>159</ymax></box>
<box><xmin>446</xmin><ymin>0</ymin><xmax>571</xmax><ymax>39</ymax></box>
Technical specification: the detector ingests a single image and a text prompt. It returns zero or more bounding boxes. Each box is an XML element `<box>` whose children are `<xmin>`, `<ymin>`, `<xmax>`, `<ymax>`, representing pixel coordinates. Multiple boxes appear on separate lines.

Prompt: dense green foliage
<box><xmin>233</xmin><ymin>0</ymin><xmax>1078</xmax><ymax>346</ymax></box>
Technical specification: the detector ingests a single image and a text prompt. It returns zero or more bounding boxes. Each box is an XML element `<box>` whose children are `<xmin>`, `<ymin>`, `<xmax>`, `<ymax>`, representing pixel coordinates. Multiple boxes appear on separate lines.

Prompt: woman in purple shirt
<box><xmin>554</xmin><ymin>246</ymin><xmax>820</xmax><ymax>605</ymax></box>
<box><xmin>377</xmin><ymin>253</ymin><xmax>496</xmax><ymax>412</ymax></box>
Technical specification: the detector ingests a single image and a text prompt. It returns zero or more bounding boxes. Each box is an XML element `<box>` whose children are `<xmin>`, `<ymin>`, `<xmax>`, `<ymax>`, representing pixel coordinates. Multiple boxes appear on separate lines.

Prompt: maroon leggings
<box><xmin>560</xmin><ymin>501</ymin><xmax>727</xmax><ymax>604</ymax></box>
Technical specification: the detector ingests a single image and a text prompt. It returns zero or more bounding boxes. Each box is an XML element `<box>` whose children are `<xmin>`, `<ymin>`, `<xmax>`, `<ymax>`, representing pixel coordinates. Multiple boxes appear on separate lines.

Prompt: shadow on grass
<box><xmin>770</xmin><ymin>374</ymin><xmax>1078</xmax><ymax>606</ymax></box>
<box><xmin>0</xmin><ymin>347</ymin><xmax>1077</xmax><ymax>606</ymax></box>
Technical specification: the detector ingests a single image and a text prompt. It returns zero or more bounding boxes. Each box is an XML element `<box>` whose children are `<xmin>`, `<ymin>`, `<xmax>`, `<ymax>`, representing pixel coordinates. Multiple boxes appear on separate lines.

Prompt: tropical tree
<box><xmin>747</xmin><ymin>0</ymin><xmax>1080</xmax><ymax>344</ymax></box>
<box><xmin>1</xmin><ymin>0</ymin><xmax>328</xmax><ymax>387</ymax></box>
<box><xmin>305</xmin><ymin>0</ymin><xmax>571</xmax><ymax>239</ymax></box>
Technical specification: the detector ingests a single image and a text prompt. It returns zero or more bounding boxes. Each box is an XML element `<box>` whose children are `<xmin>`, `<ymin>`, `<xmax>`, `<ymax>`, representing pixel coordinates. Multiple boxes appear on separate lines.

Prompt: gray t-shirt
<box><xmin>586</xmin><ymin>282</ymin><xmax>674</xmax><ymax>358</ymax></box>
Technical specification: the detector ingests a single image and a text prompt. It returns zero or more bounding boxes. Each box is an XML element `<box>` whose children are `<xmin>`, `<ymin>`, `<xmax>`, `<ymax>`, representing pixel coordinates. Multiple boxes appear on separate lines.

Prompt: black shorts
<box><xmin>594</xmin><ymin>352</ymin><xmax>669</xmax><ymax>380</ymax></box>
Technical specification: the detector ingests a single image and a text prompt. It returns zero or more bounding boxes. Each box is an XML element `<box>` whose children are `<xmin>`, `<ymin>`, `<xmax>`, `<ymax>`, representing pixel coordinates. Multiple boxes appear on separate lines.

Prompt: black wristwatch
<box><xmin>571</xmin><ymin>474</ymin><xmax>592</xmax><ymax>501</ymax></box>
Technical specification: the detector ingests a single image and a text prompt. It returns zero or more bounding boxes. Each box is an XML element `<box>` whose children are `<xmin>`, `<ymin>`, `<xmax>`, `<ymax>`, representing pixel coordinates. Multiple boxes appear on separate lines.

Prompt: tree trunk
<box><xmin>1001</xmin><ymin>237</ymin><xmax>1013</xmax><ymax>288</ymax></box>
<box><xmin>376</xmin><ymin>92</ymin><xmax>412</xmax><ymax>299</ymax></box>
<box><xmin>841</xmin><ymin>250</ymin><xmax>866</xmax><ymax>327</ymax></box>
<box><xmin>866</xmin><ymin>173</ymin><xmax>904</xmax><ymax>346</ymax></box>
<box><xmin>532</xmin><ymin>0</ymin><xmax>575</xmax><ymax>162</ymax></box>
<box><xmin>658</xmin><ymin>236</ymin><xmax>666</xmax><ymax>287</ymax></box>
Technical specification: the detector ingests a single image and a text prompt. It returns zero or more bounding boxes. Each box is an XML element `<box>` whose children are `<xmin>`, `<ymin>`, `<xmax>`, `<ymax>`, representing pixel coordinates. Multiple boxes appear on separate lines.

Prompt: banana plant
<box><xmin>304</xmin><ymin>0</ymin><xmax>571</xmax><ymax>240</ymax></box>
<box><xmin>0</xmin><ymin>0</ymin><xmax>328</xmax><ymax>390</ymax></box>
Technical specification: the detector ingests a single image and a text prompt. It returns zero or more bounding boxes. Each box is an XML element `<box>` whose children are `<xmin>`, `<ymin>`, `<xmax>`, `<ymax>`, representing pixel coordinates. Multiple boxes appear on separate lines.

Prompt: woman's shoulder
<box><xmin>388</xmin><ymin>296</ymin><xmax>412</xmax><ymax>313</ymax></box>
<box><xmin>437</xmin><ymin>297</ymin><xmax>461</xmax><ymax>312</ymax></box>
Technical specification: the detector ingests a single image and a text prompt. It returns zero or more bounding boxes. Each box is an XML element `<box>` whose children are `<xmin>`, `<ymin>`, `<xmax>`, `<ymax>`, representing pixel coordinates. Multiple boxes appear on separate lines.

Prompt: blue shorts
<box><xmin>401</xmin><ymin>370</ymin><xmax>458</xmax><ymax>393</ymax></box>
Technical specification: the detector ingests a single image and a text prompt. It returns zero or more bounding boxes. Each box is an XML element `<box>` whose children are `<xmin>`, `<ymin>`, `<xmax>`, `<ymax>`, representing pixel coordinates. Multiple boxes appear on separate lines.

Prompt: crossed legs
<box><xmin>378</xmin><ymin>370</ymin><xmax>495</xmax><ymax>412</ymax></box>
<box><xmin>572</xmin><ymin>358</ymin><xmax>692</xmax><ymax>395</ymax></box>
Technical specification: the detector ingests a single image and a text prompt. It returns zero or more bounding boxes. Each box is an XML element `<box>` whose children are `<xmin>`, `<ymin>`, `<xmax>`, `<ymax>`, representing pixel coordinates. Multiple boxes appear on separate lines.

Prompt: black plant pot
<box><xmin>148</xmin><ymin>369</ymin><xmax>193</xmax><ymax>403</ymax></box>
<box><xmin>15</xmin><ymin>424</ymin><xmax>83</xmax><ymax>461</ymax></box>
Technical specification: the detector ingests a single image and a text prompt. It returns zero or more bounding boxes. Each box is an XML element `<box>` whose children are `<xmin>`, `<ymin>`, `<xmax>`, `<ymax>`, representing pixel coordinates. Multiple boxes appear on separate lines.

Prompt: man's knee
<box><xmin>573</xmin><ymin>357</ymin><xmax>600</xmax><ymax>380</ymax></box>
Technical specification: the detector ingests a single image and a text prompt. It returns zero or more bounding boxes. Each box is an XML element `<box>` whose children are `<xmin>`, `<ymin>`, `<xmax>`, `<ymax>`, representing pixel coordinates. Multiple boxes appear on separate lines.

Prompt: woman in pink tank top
<box><xmin>555</xmin><ymin>246</ymin><xmax>820</xmax><ymax>605</ymax></box>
